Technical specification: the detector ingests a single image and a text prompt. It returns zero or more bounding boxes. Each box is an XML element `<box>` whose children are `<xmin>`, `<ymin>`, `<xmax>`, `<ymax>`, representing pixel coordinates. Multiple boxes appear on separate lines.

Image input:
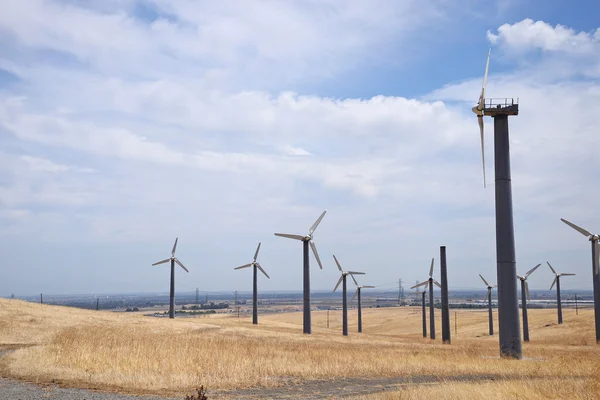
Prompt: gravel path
<box><xmin>0</xmin><ymin>377</ymin><xmax>179</xmax><ymax>400</ymax></box>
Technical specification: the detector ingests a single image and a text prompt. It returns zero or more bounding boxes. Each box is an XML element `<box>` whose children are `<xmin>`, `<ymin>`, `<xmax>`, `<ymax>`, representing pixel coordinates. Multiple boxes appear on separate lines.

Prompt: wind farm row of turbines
<box><xmin>151</xmin><ymin>48</ymin><xmax>600</xmax><ymax>360</ymax></box>
<box><xmin>153</xmin><ymin>211</ymin><xmax>374</xmax><ymax>337</ymax></box>
<box><xmin>477</xmin><ymin>261</ymin><xmax>575</xmax><ymax>342</ymax></box>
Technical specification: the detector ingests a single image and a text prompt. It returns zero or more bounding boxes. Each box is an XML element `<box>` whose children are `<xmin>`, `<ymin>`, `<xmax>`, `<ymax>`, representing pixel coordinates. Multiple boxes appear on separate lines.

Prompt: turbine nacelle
<box><xmin>234</xmin><ymin>242</ymin><xmax>270</xmax><ymax>279</ymax></box>
<box><xmin>471</xmin><ymin>106</ymin><xmax>483</xmax><ymax>116</ymax></box>
<box><xmin>152</xmin><ymin>237</ymin><xmax>189</xmax><ymax>273</ymax></box>
<box><xmin>274</xmin><ymin>210</ymin><xmax>326</xmax><ymax>269</ymax></box>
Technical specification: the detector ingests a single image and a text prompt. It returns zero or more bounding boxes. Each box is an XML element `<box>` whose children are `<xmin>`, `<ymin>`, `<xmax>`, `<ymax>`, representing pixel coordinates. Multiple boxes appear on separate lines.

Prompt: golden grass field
<box><xmin>1</xmin><ymin>298</ymin><xmax>599</xmax><ymax>399</ymax></box>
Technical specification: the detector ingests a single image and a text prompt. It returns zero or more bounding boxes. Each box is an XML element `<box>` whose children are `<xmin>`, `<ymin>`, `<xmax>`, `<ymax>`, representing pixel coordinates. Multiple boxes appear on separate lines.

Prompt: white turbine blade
<box><xmin>525</xmin><ymin>281</ymin><xmax>530</xmax><ymax>301</ymax></box>
<box><xmin>257</xmin><ymin>263</ymin><xmax>270</xmax><ymax>279</ymax></box>
<box><xmin>274</xmin><ymin>233</ymin><xmax>305</xmax><ymax>240</ymax></box>
<box><xmin>235</xmin><ymin>263</ymin><xmax>253</xmax><ymax>270</ymax></box>
<box><xmin>484</xmin><ymin>289</ymin><xmax>489</xmax><ymax>302</ymax></box>
<box><xmin>175</xmin><ymin>258</ymin><xmax>189</xmax><ymax>273</ymax></box>
<box><xmin>595</xmin><ymin>242</ymin><xmax>600</xmax><ymax>275</ymax></box>
<box><xmin>560</xmin><ymin>273</ymin><xmax>576</xmax><ymax>276</ymax></box>
<box><xmin>550</xmin><ymin>276</ymin><xmax>557</xmax><ymax>290</ymax></box>
<box><xmin>310</xmin><ymin>241</ymin><xmax>323</xmax><ymax>269</ymax></box>
<box><xmin>309</xmin><ymin>210</ymin><xmax>327</xmax><ymax>234</ymax></box>
<box><xmin>429</xmin><ymin>258</ymin><xmax>434</xmax><ymax>277</ymax></box>
<box><xmin>172</xmin><ymin>237</ymin><xmax>178</xmax><ymax>256</ymax></box>
<box><xmin>152</xmin><ymin>258</ymin><xmax>170</xmax><ymax>266</ymax></box>
<box><xmin>525</xmin><ymin>263</ymin><xmax>541</xmax><ymax>278</ymax></box>
<box><xmin>433</xmin><ymin>280</ymin><xmax>442</xmax><ymax>289</ymax></box>
<box><xmin>547</xmin><ymin>261</ymin><xmax>557</xmax><ymax>275</ymax></box>
<box><xmin>363</xmin><ymin>285</ymin><xmax>375</xmax><ymax>288</ymax></box>
<box><xmin>333</xmin><ymin>254</ymin><xmax>343</xmax><ymax>272</ymax></box>
<box><xmin>479</xmin><ymin>274</ymin><xmax>490</xmax><ymax>287</ymax></box>
<box><xmin>350</xmin><ymin>273</ymin><xmax>359</xmax><ymax>286</ymax></box>
<box><xmin>348</xmin><ymin>271</ymin><xmax>365</xmax><ymax>275</ymax></box>
<box><xmin>478</xmin><ymin>115</ymin><xmax>486</xmax><ymax>188</ymax></box>
<box><xmin>253</xmin><ymin>242</ymin><xmax>261</xmax><ymax>262</ymax></box>
<box><xmin>352</xmin><ymin>288</ymin><xmax>359</xmax><ymax>300</ymax></box>
<box><xmin>560</xmin><ymin>218</ymin><xmax>592</xmax><ymax>238</ymax></box>
<box><xmin>410</xmin><ymin>280</ymin><xmax>428</xmax><ymax>289</ymax></box>
<box><xmin>333</xmin><ymin>275</ymin><xmax>343</xmax><ymax>292</ymax></box>
<box><xmin>479</xmin><ymin>48</ymin><xmax>491</xmax><ymax>110</ymax></box>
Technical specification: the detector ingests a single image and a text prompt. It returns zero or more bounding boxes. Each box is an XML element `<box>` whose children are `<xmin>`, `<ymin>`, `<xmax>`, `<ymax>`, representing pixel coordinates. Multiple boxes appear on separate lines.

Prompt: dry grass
<box><xmin>1</xmin><ymin>298</ymin><xmax>599</xmax><ymax>398</ymax></box>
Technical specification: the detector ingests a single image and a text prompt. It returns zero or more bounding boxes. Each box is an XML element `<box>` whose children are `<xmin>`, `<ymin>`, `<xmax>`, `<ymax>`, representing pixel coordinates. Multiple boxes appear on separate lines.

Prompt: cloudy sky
<box><xmin>1</xmin><ymin>0</ymin><xmax>599</xmax><ymax>297</ymax></box>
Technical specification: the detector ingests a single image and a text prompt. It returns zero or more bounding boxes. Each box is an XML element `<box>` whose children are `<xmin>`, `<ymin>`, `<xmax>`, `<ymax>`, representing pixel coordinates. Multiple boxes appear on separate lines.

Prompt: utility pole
<box><xmin>205</xmin><ymin>293</ymin><xmax>208</xmax><ymax>305</ymax></box>
<box><xmin>327</xmin><ymin>310</ymin><xmax>330</xmax><ymax>328</ymax></box>
<box><xmin>575</xmin><ymin>294</ymin><xmax>579</xmax><ymax>316</ymax></box>
<box><xmin>96</xmin><ymin>298</ymin><xmax>99</xmax><ymax>311</ymax></box>
<box><xmin>196</xmin><ymin>288</ymin><xmax>199</xmax><ymax>306</ymax></box>
<box><xmin>40</xmin><ymin>293</ymin><xmax>43</xmax><ymax>304</ymax></box>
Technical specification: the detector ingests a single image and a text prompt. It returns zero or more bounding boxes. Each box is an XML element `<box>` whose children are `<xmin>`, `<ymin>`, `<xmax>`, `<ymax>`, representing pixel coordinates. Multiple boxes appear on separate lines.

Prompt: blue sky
<box><xmin>1</xmin><ymin>0</ymin><xmax>599</xmax><ymax>297</ymax></box>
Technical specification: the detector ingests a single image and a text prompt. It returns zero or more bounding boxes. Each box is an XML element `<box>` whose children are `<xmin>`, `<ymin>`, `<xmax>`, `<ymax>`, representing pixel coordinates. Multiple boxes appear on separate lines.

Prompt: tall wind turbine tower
<box><xmin>275</xmin><ymin>211</ymin><xmax>326</xmax><ymax>334</ymax></box>
<box><xmin>560</xmin><ymin>218</ymin><xmax>600</xmax><ymax>343</ymax></box>
<box><xmin>472</xmin><ymin>49</ymin><xmax>522</xmax><ymax>358</ymax></box>
<box><xmin>152</xmin><ymin>238</ymin><xmax>189</xmax><ymax>319</ymax></box>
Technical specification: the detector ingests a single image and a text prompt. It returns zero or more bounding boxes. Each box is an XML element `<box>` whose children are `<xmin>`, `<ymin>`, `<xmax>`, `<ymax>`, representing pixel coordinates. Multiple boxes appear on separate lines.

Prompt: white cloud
<box><xmin>487</xmin><ymin>19</ymin><xmax>600</xmax><ymax>53</ymax></box>
<box><xmin>0</xmin><ymin>5</ymin><xmax>599</xmax><ymax>294</ymax></box>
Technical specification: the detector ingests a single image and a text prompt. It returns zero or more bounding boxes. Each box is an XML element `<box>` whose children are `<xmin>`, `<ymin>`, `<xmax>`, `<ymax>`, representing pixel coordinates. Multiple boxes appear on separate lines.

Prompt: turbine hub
<box><xmin>472</xmin><ymin>106</ymin><xmax>482</xmax><ymax>115</ymax></box>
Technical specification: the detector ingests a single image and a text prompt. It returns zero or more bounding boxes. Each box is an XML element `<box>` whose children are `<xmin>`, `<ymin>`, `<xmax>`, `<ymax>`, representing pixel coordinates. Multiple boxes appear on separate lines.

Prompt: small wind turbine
<box><xmin>351</xmin><ymin>276</ymin><xmax>374</xmax><ymax>334</ymax></box>
<box><xmin>152</xmin><ymin>238</ymin><xmax>189</xmax><ymax>319</ymax></box>
<box><xmin>560</xmin><ymin>218</ymin><xmax>600</xmax><ymax>343</ymax></box>
<box><xmin>471</xmin><ymin>48</ymin><xmax>522</xmax><ymax>358</ymax></box>
<box><xmin>332</xmin><ymin>255</ymin><xmax>364</xmax><ymax>336</ymax></box>
<box><xmin>479</xmin><ymin>274</ymin><xmax>496</xmax><ymax>336</ymax></box>
<box><xmin>418</xmin><ymin>286</ymin><xmax>427</xmax><ymax>338</ymax></box>
<box><xmin>411</xmin><ymin>258</ymin><xmax>440</xmax><ymax>339</ymax></box>
<box><xmin>275</xmin><ymin>210</ymin><xmax>326</xmax><ymax>334</ymax></box>
<box><xmin>517</xmin><ymin>263</ymin><xmax>540</xmax><ymax>342</ymax></box>
<box><xmin>235</xmin><ymin>242</ymin><xmax>270</xmax><ymax>325</ymax></box>
<box><xmin>547</xmin><ymin>262</ymin><xmax>576</xmax><ymax>324</ymax></box>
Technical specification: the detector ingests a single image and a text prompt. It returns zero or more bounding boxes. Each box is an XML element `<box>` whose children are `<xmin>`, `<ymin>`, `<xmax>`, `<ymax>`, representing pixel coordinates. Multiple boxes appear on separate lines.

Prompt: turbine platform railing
<box><xmin>483</xmin><ymin>98</ymin><xmax>519</xmax><ymax>116</ymax></box>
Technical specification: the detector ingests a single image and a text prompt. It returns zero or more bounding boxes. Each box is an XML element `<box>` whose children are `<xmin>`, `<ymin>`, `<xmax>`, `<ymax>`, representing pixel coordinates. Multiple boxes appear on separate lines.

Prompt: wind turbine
<box><xmin>350</xmin><ymin>274</ymin><xmax>374</xmax><ymax>334</ymax></box>
<box><xmin>411</xmin><ymin>258</ymin><xmax>440</xmax><ymax>339</ymax></box>
<box><xmin>235</xmin><ymin>242</ymin><xmax>270</xmax><ymax>325</ymax></box>
<box><xmin>560</xmin><ymin>218</ymin><xmax>600</xmax><ymax>342</ymax></box>
<box><xmin>471</xmin><ymin>48</ymin><xmax>522</xmax><ymax>358</ymax></box>
<box><xmin>547</xmin><ymin>262</ymin><xmax>576</xmax><ymax>325</ymax></box>
<box><xmin>332</xmin><ymin>255</ymin><xmax>364</xmax><ymax>336</ymax></box>
<box><xmin>479</xmin><ymin>274</ymin><xmax>496</xmax><ymax>336</ymax></box>
<box><xmin>517</xmin><ymin>263</ymin><xmax>540</xmax><ymax>342</ymax></box>
<box><xmin>417</xmin><ymin>286</ymin><xmax>427</xmax><ymax>338</ymax></box>
<box><xmin>275</xmin><ymin>210</ymin><xmax>326</xmax><ymax>334</ymax></box>
<box><xmin>152</xmin><ymin>238</ymin><xmax>189</xmax><ymax>319</ymax></box>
